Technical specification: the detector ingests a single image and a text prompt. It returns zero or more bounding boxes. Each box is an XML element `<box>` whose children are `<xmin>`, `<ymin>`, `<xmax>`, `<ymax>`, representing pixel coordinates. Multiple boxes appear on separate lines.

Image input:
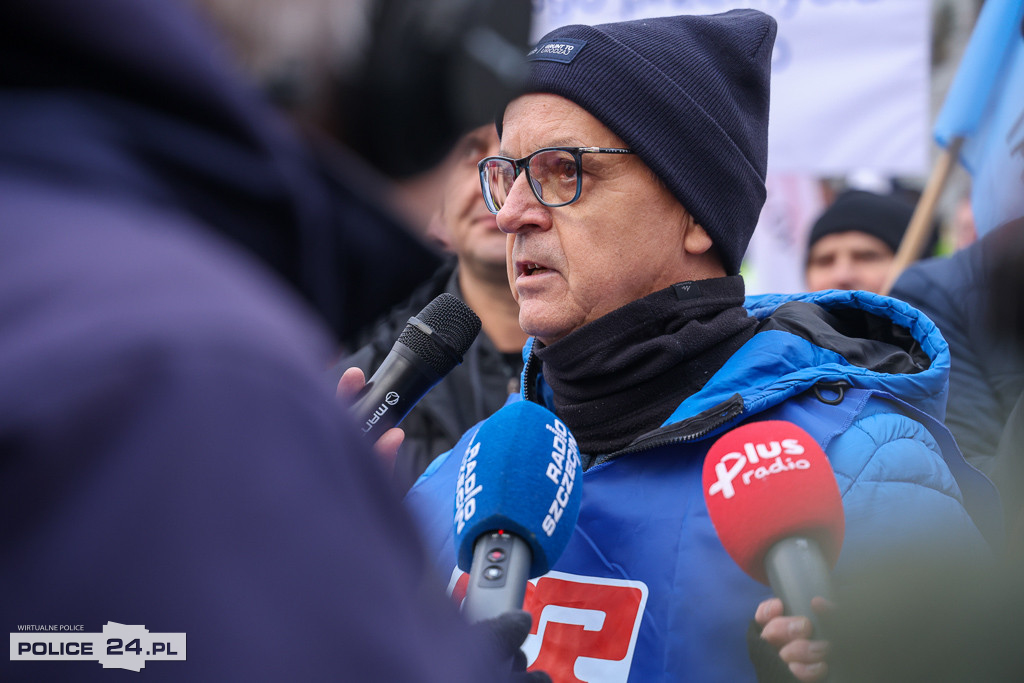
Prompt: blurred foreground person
<box><xmin>339</xmin><ymin>124</ymin><xmax>528</xmax><ymax>490</ymax></box>
<box><xmin>0</xmin><ymin>0</ymin><xmax>545</xmax><ymax>681</ymax></box>
<box><xmin>399</xmin><ymin>11</ymin><xmax>999</xmax><ymax>682</ymax></box>
<box><xmin>823</xmin><ymin>533</ymin><xmax>1023</xmax><ymax>681</ymax></box>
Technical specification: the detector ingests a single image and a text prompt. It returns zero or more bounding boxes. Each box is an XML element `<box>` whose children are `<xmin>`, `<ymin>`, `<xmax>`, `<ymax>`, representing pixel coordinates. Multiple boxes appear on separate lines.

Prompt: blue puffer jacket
<box><xmin>406</xmin><ymin>289</ymin><xmax>1001</xmax><ymax>683</ymax></box>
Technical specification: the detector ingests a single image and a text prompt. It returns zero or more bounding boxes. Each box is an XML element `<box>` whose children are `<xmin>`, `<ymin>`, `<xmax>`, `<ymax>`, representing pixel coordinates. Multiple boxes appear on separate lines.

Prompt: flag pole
<box><xmin>881</xmin><ymin>136</ymin><xmax>964</xmax><ymax>295</ymax></box>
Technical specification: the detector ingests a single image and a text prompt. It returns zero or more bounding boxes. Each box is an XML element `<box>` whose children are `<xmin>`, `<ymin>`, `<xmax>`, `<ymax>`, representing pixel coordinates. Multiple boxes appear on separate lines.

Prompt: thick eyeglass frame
<box><xmin>477</xmin><ymin>146</ymin><xmax>634</xmax><ymax>214</ymax></box>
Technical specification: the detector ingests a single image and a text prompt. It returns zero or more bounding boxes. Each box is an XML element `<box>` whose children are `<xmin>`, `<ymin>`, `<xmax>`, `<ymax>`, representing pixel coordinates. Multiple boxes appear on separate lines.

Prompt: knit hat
<box><xmin>503</xmin><ymin>10</ymin><xmax>776</xmax><ymax>275</ymax></box>
<box><xmin>807</xmin><ymin>190</ymin><xmax>919</xmax><ymax>257</ymax></box>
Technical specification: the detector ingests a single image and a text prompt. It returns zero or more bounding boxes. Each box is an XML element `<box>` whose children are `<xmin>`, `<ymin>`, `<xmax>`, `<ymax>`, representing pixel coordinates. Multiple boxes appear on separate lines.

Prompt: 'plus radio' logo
<box><xmin>706</xmin><ymin>433</ymin><xmax>810</xmax><ymax>500</ymax></box>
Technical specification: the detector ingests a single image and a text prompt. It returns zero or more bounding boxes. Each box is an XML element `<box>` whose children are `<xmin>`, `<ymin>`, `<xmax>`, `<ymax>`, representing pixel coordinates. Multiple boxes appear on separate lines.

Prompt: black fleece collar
<box><xmin>533</xmin><ymin>276</ymin><xmax>756</xmax><ymax>457</ymax></box>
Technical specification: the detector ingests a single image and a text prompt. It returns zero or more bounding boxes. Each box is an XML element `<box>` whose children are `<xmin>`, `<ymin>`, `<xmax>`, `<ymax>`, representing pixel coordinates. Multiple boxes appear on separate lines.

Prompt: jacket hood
<box><xmin>662</xmin><ymin>289</ymin><xmax>950</xmax><ymax>427</ymax></box>
<box><xmin>0</xmin><ymin>0</ymin><xmax>441</xmax><ymax>344</ymax></box>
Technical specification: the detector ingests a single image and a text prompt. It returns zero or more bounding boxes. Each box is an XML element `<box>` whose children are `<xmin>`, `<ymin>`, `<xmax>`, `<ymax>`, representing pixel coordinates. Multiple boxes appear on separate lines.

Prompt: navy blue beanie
<box><xmin>807</xmin><ymin>189</ymin><xmax>922</xmax><ymax>257</ymax></box>
<box><xmin>504</xmin><ymin>10</ymin><xmax>776</xmax><ymax>275</ymax></box>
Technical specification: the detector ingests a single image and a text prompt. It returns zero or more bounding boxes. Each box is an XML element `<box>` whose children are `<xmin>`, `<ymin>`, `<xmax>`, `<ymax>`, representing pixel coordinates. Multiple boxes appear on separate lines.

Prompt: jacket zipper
<box><xmin>590</xmin><ymin>393</ymin><xmax>745</xmax><ymax>467</ymax></box>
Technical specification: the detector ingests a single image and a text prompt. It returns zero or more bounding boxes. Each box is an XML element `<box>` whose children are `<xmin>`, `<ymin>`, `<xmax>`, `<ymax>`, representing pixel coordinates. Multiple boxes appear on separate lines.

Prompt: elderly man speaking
<box><xmin>403</xmin><ymin>10</ymin><xmax>998</xmax><ymax>682</ymax></box>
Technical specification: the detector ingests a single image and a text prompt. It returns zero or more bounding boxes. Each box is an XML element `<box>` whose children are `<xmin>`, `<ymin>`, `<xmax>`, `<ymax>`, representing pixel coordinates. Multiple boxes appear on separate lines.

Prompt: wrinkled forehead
<box><xmin>498</xmin><ymin>93</ymin><xmax>624</xmax><ymax>156</ymax></box>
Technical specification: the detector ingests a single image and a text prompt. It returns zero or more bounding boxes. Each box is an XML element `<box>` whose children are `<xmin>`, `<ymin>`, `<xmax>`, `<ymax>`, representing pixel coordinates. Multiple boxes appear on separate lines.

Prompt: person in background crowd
<box><xmin>804</xmin><ymin>189</ymin><xmax>933</xmax><ymax>294</ymax></box>
<box><xmin>892</xmin><ymin>218</ymin><xmax>1024</xmax><ymax>540</ymax></box>
<box><xmin>389</xmin><ymin>10</ymin><xmax>998</xmax><ymax>683</ymax></box>
<box><xmin>0</xmin><ymin>0</ymin><xmax>547</xmax><ymax>680</ymax></box>
<box><xmin>337</xmin><ymin>124</ymin><xmax>528</xmax><ymax>490</ymax></box>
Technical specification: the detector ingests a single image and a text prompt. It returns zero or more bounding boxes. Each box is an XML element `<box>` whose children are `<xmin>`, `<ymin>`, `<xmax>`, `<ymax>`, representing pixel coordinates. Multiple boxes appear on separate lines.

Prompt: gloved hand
<box><xmin>474</xmin><ymin>610</ymin><xmax>552</xmax><ymax>683</ymax></box>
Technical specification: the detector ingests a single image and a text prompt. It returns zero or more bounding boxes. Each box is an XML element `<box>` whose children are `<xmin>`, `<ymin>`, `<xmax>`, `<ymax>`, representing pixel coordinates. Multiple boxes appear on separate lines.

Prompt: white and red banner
<box><xmin>451</xmin><ymin>568</ymin><xmax>649</xmax><ymax>682</ymax></box>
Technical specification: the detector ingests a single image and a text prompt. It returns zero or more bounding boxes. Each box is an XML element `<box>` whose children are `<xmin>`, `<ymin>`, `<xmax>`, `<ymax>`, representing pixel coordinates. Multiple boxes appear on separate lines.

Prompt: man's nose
<box><xmin>830</xmin><ymin>259</ymin><xmax>858</xmax><ymax>290</ymax></box>
<box><xmin>497</xmin><ymin>172</ymin><xmax>548</xmax><ymax>234</ymax></box>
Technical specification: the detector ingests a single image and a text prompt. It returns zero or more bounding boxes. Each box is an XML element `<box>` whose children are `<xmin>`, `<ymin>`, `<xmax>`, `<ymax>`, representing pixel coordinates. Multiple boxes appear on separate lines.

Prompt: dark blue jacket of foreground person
<box><xmin>891</xmin><ymin>222</ymin><xmax>1024</xmax><ymax>526</ymax></box>
<box><xmin>0</xmin><ymin>0</ymin><xmax>518</xmax><ymax>681</ymax></box>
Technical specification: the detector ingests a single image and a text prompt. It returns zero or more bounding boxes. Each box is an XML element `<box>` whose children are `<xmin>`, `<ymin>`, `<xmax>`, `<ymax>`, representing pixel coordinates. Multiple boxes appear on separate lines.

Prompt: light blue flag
<box><xmin>933</xmin><ymin>0</ymin><xmax>1024</xmax><ymax>236</ymax></box>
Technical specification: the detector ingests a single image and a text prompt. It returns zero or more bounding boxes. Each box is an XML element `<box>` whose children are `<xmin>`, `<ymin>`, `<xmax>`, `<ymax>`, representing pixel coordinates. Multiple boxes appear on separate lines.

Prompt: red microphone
<box><xmin>702</xmin><ymin>420</ymin><xmax>845</xmax><ymax>637</ymax></box>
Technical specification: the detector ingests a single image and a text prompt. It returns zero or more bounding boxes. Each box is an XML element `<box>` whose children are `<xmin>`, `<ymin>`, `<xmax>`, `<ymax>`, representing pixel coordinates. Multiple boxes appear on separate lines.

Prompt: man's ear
<box><xmin>681</xmin><ymin>213</ymin><xmax>727</xmax><ymax>278</ymax></box>
<box><xmin>682</xmin><ymin>214</ymin><xmax>714</xmax><ymax>256</ymax></box>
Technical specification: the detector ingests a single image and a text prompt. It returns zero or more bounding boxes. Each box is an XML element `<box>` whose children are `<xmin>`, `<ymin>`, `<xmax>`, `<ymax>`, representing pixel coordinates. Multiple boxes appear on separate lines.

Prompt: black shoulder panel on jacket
<box><xmin>757</xmin><ymin>301</ymin><xmax>930</xmax><ymax>374</ymax></box>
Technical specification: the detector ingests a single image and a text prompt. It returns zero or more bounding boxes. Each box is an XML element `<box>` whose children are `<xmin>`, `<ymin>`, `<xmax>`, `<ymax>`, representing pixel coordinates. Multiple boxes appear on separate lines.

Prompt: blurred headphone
<box><xmin>338</xmin><ymin>0</ymin><xmax>531</xmax><ymax>179</ymax></box>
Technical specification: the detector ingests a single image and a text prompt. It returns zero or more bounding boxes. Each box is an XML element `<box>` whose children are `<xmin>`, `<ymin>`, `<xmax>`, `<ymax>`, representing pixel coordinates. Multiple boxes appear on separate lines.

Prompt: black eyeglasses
<box><xmin>477</xmin><ymin>146</ymin><xmax>634</xmax><ymax>213</ymax></box>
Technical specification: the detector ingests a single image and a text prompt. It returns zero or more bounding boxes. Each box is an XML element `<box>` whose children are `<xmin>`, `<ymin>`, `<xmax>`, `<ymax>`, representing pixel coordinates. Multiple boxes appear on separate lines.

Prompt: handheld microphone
<box><xmin>352</xmin><ymin>293</ymin><xmax>481</xmax><ymax>440</ymax></box>
<box><xmin>453</xmin><ymin>401</ymin><xmax>583</xmax><ymax>623</ymax></box>
<box><xmin>702</xmin><ymin>420</ymin><xmax>845</xmax><ymax>638</ymax></box>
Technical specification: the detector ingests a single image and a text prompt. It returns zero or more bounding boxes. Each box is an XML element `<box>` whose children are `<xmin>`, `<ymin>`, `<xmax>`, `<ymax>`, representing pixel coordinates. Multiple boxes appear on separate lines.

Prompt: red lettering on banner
<box><xmin>448</xmin><ymin>569</ymin><xmax>647</xmax><ymax>683</ymax></box>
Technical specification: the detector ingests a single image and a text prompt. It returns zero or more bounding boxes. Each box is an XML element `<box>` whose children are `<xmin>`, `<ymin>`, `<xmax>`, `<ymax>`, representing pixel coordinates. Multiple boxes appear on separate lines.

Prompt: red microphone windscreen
<box><xmin>702</xmin><ymin>420</ymin><xmax>845</xmax><ymax>584</ymax></box>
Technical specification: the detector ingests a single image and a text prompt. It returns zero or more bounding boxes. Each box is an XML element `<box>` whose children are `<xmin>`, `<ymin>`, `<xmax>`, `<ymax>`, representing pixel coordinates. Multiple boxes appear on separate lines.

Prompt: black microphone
<box><xmin>352</xmin><ymin>293</ymin><xmax>480</xmax><ymax>439</ymax></box>
<box><xmin>454</xmin><ymin>401</ymin><xmax>583</xmax><ymax>623</ymax></box>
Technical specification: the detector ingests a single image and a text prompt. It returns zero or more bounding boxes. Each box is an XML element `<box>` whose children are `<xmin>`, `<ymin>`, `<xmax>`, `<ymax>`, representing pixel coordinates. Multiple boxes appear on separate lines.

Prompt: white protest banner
<box><xmin>531</xmin><ymin>0</ymin><xmax>931</xmax><ymax>176</ymax></box>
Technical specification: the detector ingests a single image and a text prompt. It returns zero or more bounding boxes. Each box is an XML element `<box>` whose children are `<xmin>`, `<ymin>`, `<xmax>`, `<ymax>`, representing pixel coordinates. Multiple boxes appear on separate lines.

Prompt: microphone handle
<box><xmin>351</xmin><ymin>342</ymin><xmax>442</xmax><ymax>439</ymax></box>
<box><xmin>765</xmin><ymin>536</ymin><xmax>835</xmax><ymax>640</ymax></box>
<box><xmin>463</xmin><ymin>531</ymin><xmax>532</xmax><ymax>623</ymax></box>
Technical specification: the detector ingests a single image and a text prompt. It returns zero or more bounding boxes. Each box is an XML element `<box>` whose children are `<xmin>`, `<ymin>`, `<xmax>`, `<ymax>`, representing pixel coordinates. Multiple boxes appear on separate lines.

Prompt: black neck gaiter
<box><xmin>533</xmin><ymin>276</ymin><xmax>756</xmax><ymax>457</ymax></box>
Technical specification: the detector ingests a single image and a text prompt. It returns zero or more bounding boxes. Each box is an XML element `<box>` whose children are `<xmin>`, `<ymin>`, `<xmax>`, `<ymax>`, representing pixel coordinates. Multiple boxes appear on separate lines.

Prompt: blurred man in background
<box><xmin>804</xmin><ymin>189</ymin><xmax>931</xmax><ymax>294</ymax></box>
<box><xmin>339</xmin><ymin>124</ymin><xmax>528</xmax><ymax>489</ymax></box>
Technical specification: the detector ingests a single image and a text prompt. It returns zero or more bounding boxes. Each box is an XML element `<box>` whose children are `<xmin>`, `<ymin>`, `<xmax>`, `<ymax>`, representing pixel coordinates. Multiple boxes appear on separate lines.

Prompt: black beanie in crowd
<box><xmin>503</xmin><ymin>10</ymin><xmax>777</xmax><ymax>275</ymax></box>
<box><xmin>807</xmin><ymin>189</ymin><xmax>918</xmax><ymax>257</ymax></box>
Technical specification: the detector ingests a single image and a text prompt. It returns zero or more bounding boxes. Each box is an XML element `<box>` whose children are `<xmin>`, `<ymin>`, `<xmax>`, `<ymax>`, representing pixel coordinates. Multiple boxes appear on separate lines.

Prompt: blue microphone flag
<box><xmin>453</xmin><ymin>400</ymin><xmax>582</xmax><ymax>578</ymax></box>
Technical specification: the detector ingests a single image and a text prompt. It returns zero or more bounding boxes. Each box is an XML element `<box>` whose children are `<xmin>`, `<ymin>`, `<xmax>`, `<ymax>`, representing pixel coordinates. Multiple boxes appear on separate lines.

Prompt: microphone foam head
<box><xmin>702</xmin><ymin>420</ymin><xmax>845</xmax><ymax>584</ymax></box>
<box><xmin>399</xmin><ymin>293</ymin><xmax>481</xmax><ymax>375</ymax></box>
<box><xmin>454</xmin><ymin>401</ymin><xmax>582</xmax><ymax>578</ymax></box>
